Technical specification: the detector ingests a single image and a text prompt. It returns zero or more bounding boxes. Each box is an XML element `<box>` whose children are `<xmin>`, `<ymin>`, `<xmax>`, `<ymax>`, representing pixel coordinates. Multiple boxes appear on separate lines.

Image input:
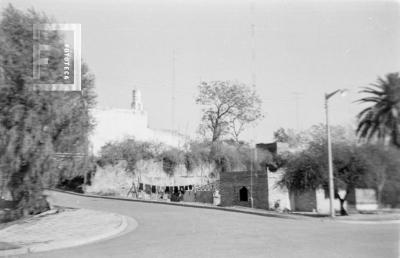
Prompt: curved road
<box><xmin>23</xmin><ymin>191</ymin><xmax>398</xmax><ymax>258</ymax></box>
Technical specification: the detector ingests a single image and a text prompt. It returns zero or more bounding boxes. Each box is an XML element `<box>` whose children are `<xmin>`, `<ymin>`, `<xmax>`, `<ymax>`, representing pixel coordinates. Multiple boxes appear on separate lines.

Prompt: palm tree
<box><xmin>356</xmin><ymin>73</ymin><xmax>400</xmax><ymax>148</ymax></box>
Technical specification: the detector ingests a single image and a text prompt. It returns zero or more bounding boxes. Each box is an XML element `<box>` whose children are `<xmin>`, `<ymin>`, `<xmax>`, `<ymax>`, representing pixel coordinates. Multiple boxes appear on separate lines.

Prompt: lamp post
<box><xmin>324</xmin><ymin>89</ymin><xmax>347</xmax><ymax>218</ymax></box>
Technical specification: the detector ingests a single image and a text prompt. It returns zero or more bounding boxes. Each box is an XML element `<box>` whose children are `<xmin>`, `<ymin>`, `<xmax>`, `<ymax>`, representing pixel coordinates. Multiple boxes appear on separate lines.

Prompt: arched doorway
<box><xmin>239</xmin><ymin>186</ymin><xmax>248</xmax><ymax>202</ymax></box>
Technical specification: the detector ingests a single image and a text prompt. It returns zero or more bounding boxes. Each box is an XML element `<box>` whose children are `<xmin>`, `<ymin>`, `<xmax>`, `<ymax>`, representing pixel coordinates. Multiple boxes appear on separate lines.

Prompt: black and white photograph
<box><xmin>0</xmin><ymin>0</ymin><xmax>399</xmax><ymax>257</ymax></box>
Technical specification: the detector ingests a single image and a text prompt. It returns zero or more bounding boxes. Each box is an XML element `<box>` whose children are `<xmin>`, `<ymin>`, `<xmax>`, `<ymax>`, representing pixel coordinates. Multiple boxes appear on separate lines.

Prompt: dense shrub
<box><xmin>161</xmin><ymin>148</ymin><xmax>184</xmax><ymax>175</ymax></box>
<box><xmin>85</xmin><ymin>162</ymin><xmax>133</xmax><ymax>196</ymax></box>
<box><xmin>98</xmin><ymin>139</ymin><xmax>163</xmax><ymax>172</ymax></box>
<box><xmin>57</xmin><ymin>175</ymin><xmax>85</xmax><ymax>193</ymax></box>
<box><xmin>97</xmin><ymin>139</ymin><xmax>265</xmax><ymax>177</ymax></box>
<box><xmin>0</xmin><ymin>5</ymin><xmax>96</xmax><ymax>220</ymax></box>
<box><xmin>188</xmin><ymin>141</ymin><xmax>212</xmax><ymax>162</ymax></box>
<box><xmin>212</xmin><ymin>143</ymin><xmax>258</xmax><ymax>172</ymax></box>
<box><xmin>184</xmin><ymin>152</ymin><xmax>198</xmax><ymax>172</ymax></box>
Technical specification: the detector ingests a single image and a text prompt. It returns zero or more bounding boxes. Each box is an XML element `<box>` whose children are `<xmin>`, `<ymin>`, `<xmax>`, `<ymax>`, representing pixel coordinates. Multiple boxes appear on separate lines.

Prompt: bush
<box><xmin>212</xmin><ymin>143</ymin><xmax>255</xmax><ymax>172</ymax></box>
<box><xmin>98</xmin><ymin>139</ymin><xmax>163</xmax><ymax>172</ymax></box>
<box><xmin>188</xmin><ymin>141</ymin><xmax>212</xmax><ymax>163</ymax></box>
<box><xmin>85</xmin><ymin>161</ymin><xmax>133</xmax><ymax>196</ymax></box>
<box><xmin>57</xmin><ymin>176</ymin><xmax>85</xmax><ymax>193</ymax></box>
<box><xmin>161</xmin><ymin>148</ymin><xmax>184</xmax><ymax>175</ymax></box>
<box><xmin>184</xmin><ymin>152</ymin><xmax>198</xmax><ymax>172</ymax></box>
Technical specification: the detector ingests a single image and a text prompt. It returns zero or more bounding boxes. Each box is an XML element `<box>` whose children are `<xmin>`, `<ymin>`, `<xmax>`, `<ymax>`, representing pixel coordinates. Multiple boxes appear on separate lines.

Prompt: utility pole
<box><xmin>250</xmin><ymin>1</ymin><xmax>256</xmax><ymax>208</ymax></box>
<box><xmin>171</xmin><ymin>49</ymin><xmax>176</xmax><ymax>131</ymax></box>
<box><xmin>324</xmin><ymin>89</ymin><xmax>347</xmax><ymax>218</ymax></box>
<box><xmin>325</xmin><ymin>96</ymin><xmax>335</xmax><ymax>218</ymax></box>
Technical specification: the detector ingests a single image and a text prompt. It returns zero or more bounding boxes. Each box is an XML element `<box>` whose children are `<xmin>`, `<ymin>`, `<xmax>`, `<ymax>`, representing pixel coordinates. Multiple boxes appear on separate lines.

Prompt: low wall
<box><xmin>290</xmin><ymin>190</ymin><xmax>316</xmax><ymax>212</ymax></box>
<box><xmin>195</xmin><ymin>191</ymin><xmax>213</xmax><ymax>204</ymax></box>
<box><xmin>315</xmin><ymin>188</ymin><xmax>344</xmax><ymax>214</ymax></box>
<box><xmin>355</xmin><ymin>189</ymin><xmax>378</xmax><ymax>211</ymax></box>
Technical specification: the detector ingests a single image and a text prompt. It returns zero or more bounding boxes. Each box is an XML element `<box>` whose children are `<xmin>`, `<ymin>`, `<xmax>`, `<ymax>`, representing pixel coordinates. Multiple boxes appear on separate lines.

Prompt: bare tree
<box><xmin>195</xmin><ymin>81</ymin><xmax>263</xmax><ymax>143</ymax></box>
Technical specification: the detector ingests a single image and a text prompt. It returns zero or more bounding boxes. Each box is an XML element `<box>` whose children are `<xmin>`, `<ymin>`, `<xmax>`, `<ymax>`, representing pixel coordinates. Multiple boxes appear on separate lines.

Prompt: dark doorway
<box><xmin>239</xmin><ymin>186</ymin><xmax>248</xmax><ymax>202</ymax></box>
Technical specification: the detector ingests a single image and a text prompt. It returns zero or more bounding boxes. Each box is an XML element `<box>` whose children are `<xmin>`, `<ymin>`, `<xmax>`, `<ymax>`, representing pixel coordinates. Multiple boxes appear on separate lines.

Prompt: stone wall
<box><xmin>195</xmin><ymin>191</ymin><xmax>214</xmax><ymax>204</ymax></box>
<box><xmin>220</xmin><ymin>170</ymin><xmax>269</xmax><ymax>209</ymax></box>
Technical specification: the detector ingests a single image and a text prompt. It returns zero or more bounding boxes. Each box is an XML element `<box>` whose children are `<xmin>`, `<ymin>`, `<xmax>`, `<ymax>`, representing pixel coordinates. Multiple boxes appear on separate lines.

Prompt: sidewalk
<box><xmin>0</xmin><ymin>208</ymin><xmax>133</xmax><ymax>256</ymax></box>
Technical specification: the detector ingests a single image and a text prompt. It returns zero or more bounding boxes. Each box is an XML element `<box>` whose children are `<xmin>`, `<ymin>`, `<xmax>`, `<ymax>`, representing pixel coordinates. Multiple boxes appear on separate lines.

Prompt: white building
<box><xmin>90</xmin><ymin>89</ymin><xmax>188</xmax><ymax>154</ymax></box>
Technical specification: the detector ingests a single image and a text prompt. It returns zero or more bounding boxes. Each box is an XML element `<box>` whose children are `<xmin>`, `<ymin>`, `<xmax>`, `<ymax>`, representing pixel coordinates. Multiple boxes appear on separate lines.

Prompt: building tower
<box><xmin>131</xmin><ymin>89</ymin><xmax>144</xmax><ymax>113</ymax></box>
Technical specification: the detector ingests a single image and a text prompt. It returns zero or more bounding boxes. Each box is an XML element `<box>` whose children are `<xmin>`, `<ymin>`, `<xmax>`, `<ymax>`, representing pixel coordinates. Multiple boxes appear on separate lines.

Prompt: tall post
<box><xmin>250</xmin><ymin>2</ymin><xmax>256</xmax><ymax>209</ymax></box>
<box><xmin>82</xmin><ymin>96</ymin><xmax>88</xmax><ymax>187</ymax></box>
<box><xmin>325</xmin><ymin>95</ymin><xmax>335</xmax><ymax>218</ymax></box>
<box><xmin>250</xmin><ymin>147</ymin><xmax>254</xmax><ymax>209</ymax></box>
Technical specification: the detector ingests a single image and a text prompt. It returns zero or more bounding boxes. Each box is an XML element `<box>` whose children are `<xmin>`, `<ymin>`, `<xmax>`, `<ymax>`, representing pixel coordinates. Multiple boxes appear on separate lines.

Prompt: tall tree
<box><xmin>279</xmin><ymin>124</ymin><xmax>400</xmax><ymax>211</ymax></box>
<box><xmin>195</xmin><ymin>81</ymin><xmax>263</xmax><ymax>143</ymax></box>
<box><xmin>278</xmin><ymin>125</ymin><xmax>366</xmax><ymax>214</ymax></box>
<box><xmin>356</xmin><ymin>73</ymin><xmax>400</xmax><ymax>148</ymax></box>
<box><xmin>0</xmin><ymin>4</ymin><xmax>96</xmax><ymax>217</ymax></box>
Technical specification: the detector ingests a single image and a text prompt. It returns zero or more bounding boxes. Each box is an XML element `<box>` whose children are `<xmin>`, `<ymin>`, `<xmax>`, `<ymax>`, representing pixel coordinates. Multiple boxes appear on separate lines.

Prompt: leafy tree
<box><xmin>277</xmin><ymin>125</ymin><xmax>367</xmax><ymax>214</ymax></box>
<box><xmin>279</xmin><ymin>123</ymin><xmax>400</xmax><ymax>211</ymax></box>
<box><xmin>279</xmin><ymin>141</ymin><xmax>370</xmax><ymax>214</ymax></box>
<box><xmin>273</xmin><ymin>124</ymin><xmax>356</xmax><ymax>149</ymax></box>
<box><xmin>0</xmin><ymin>5</ymin><xmax>96</xmax><ymax>217</ymax></box>
<box><xmin>356</xmin><ymin>73</ymin><xmax>400</xmax><ymax>148</ymax></box>
<box><xmin>273</xmin><ymin>127</ymin><xmax>289</xmax><ymax>143</ymax></box>
<box><xmin>195</xmin><ymin>81</ymin><xmax>263</xmax><ymax>143</ymax></box>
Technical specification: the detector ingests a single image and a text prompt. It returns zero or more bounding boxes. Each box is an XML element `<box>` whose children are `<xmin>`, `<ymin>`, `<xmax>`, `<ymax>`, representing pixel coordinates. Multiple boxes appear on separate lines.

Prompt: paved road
<box><xmin>23</xmin><ymin>191</ymin><xmax>399</xmax><ymax>258</ymax></box>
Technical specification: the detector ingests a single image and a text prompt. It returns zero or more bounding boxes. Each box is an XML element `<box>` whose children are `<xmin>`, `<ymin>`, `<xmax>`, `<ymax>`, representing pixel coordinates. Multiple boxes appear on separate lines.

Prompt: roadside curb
<box><xmin>47</xmin><ymin>188</ymin><xmax>311</xmax><ymax>221</ymax></box>
<box><xmin>0</xmin><ymin>246</ymin><xmax>29</xmax><ymax>257</ymax></box>
<box><xmin>48</xmin><ymin>189</ymin><xmax>400</xmax><ymax>225</ymax></box>
<box><xmin>334</xmin><ymin>219</ymin><xmax>400</xmax><ymax>225</ymax></box>
<box><xmin>0</xmin><ymin>209</ymin><xmax>134</xmax><ymax>257</ymax></box>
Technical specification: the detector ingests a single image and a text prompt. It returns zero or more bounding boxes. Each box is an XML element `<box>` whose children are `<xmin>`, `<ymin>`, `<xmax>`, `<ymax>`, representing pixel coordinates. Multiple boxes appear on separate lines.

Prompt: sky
<box><xmin>2</xmin><ymin>0</ymin><xmax>400</xmax><ymax>143</ymax></box>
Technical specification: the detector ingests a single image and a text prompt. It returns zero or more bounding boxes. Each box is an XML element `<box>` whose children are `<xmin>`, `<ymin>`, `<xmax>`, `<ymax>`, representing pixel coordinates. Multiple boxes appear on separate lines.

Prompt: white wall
<box><xmin>267</xmin><ymin>169</ymin><xmax>291</xmax><ymax>210</ymax></box>
<box><xmin>90</xmin><ymin>108</ymin><xmax>187</xmax><ymax>154</ymax></box>
<box><xmin>355</xmin><ymin>188</ymin><xmax>378</xmax><ymax>211</ymax></box>
<box><xmin>315</xmin><ymin>188</ymin><xmax>346</xmax><ymax>214</ymax></box>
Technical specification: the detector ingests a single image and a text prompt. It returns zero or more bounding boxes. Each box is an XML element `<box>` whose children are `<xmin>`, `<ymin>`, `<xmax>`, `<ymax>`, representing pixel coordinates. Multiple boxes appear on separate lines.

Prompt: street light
<box><xmin>325</xmin><ymin>89</ymin><xmax>347</xmax><ymax>218</ymax></box>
